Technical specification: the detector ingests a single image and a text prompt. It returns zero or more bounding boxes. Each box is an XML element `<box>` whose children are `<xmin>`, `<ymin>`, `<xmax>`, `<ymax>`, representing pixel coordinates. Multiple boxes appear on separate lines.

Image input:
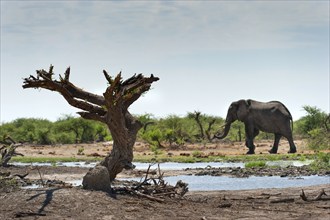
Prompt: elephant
<box><xmin>213</xmin><ymin>99</ymin><xmax>297</xmax><ymax>154</ymax></box>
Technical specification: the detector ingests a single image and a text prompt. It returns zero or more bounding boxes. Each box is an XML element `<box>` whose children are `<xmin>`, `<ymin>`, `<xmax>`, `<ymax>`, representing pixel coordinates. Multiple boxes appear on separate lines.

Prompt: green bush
<box><xmin>307</xmin><ymin>128</ymin><xmax>330</xmax><ymax>150</ymax></box>
<box><xmin>0</xmin><ymin>116</ymin><xmax>111</xmax><ymax>145</ymax></box>
<box><xmin>295</xmin><ymin>106</ymin><xmax>329</xmax><ymax>150</ymax></box>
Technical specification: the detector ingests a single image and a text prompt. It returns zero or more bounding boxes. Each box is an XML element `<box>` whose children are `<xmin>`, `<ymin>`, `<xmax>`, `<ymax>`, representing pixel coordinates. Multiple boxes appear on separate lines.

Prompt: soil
<box><xmin>1</xmin><ymin>141</ymin><xmax>329</xmax><ymax>220</ymax></box>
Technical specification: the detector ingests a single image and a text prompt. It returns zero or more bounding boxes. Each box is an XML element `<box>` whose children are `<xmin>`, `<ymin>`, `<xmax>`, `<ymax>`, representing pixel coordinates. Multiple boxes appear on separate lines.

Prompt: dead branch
<box><xmin>300</xmin><ymin>189</ymin><xmax>329</xmax><ymax>201</ymax></box>
<box><xmin>32</xmin><ymin>166</ymin><xmax>45</xmax><ymax>187</ymax></box>
<box><xmin>270</xmin><ymin>198</ymin><xmax>295</xmax><ymax>203</ymax></box>
<box><xmin>114</xmin><ymin>163</ymin><xmax>188</xmax><ymax>202</ymax></box>
<box><xmin>0</xmin><ymin>137</ymin><xmax>23</xmax><ymax>167</ymax></box>
<box><xmin>13</xmin><ymin>173</ymin><xmax>29</xmax><ymax>179</ymax></box>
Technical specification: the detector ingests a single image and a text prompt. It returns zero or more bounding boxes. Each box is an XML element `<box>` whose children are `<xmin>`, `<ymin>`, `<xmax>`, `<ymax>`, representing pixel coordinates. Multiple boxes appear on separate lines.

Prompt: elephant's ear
<box><xmin>236</xmin><ymin>100</ymin><xmax>250</xmax><ymax>121</ymax></box>
<box><xmin>246</xmin><ymin>99</ymin><xmax>252</xmax><ymax>106</ymax></box>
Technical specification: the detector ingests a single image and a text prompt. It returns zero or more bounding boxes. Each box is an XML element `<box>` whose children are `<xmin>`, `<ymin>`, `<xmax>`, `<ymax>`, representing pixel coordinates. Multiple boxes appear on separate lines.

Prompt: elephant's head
<box><xmin>214</xmin><ymin>99</ymin><xmax>250</xmax><ymax>139</ymax></box>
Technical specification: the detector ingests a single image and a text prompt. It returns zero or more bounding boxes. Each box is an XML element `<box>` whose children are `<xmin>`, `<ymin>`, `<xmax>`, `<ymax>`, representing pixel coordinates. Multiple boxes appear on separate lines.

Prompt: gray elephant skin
<box><xmin>214</xmin><ymin>99</ymin><xmax>297</xmax><ymax>154</ymax></box>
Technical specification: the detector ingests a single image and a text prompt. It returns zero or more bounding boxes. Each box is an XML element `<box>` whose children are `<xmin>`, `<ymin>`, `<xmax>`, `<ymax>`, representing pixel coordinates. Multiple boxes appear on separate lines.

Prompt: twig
<box><xmin>34</xmin><ymin>166</ymin><xmax>45</xmax><ymax>186</ymax></box>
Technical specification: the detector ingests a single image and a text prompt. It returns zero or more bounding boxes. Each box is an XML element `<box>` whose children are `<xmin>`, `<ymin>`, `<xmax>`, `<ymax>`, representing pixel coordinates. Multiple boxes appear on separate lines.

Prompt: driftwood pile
<box><xmin>113</xmin><ymin>163</ymin><xmax>189</xmax><ymax>202</ymax></box>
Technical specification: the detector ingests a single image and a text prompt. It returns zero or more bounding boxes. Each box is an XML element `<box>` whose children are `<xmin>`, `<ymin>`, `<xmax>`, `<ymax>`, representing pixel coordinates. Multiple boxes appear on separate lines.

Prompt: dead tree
<box><xmin>205</xmin><ymin>118</ymin><xmax>216</xmax><ymax>142</ymax></box>
<box><xmin>189</xmin><ymin>111</ymin><xmax>217</xmax><ymax>142</ymax></box>
<box><xmin>188</xmin><ymin>111</ymin><xmax>205</xmax><ymax>140</ymax></box>
<box><xmin>23</xmin><ymin>65</ymin><xmax>159</xmax><ymax>181</ymax></box>
<box><xmin>0</xmin><ymin>136</ymin><xmax>23</xmax><ymax>167</ymax></box>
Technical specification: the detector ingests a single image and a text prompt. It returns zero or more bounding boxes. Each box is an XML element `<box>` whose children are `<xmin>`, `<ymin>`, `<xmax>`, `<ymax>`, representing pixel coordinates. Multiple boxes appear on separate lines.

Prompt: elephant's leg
<box><xmin>269</xmin><ymin>134</ymin><xmax>281</xmax><ymax>154</ymax></box>
<box><xmin>245</xmin><ymin>125</ymin><xmax>256</xmax><ymax>154</ymax></box>
<box><xmin>286</xmin><ymin>135</ymin><xmax>297</xmax><ymax>153</ymax></box>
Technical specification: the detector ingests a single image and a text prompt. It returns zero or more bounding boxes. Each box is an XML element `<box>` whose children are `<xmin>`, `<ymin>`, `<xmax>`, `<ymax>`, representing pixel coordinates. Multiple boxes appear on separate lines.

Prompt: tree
<box><xmin>23</xmin><ymin>65</ymin><xmax>159</xmax><ymax>181</ymax></box>
<box><xmin>188</xmin><ymin>111</ymin><xmax>218</xmax><ymax>142</ymax></box>
<box><xmin>296</xmin><ymin>106</ymin><xmax>330</xmax><ymax>150</ymax></box>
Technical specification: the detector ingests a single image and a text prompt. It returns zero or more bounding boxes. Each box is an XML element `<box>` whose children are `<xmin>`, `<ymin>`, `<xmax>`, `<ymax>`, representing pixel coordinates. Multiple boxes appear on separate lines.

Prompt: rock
<box><xmin>82</xmin><ymin>165</ymin><xmax>111</xmax><ymax>191</ymax></box>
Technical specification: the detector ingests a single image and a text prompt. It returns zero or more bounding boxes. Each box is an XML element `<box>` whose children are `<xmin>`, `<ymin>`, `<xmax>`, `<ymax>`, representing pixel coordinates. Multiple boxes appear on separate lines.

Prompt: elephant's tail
<box><xmin>280</xmin><ymin>102</ymin><xmax>294</xmax><ymax>132</ymax></box>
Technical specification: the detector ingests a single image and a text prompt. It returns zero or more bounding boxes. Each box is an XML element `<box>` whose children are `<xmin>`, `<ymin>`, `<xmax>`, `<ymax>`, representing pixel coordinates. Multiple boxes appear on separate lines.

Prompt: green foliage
<box><xmin>295</xmin><ymin>106</ymin><xmax>329</xmax><ymax>150</ymax></box>
<box><xmin>0</xmin><ymin>116</ymin><xmax>111</xmax><ymax>145</ymax></box>
<box><xmin>225</xmin><ymin>121</ymin><xmax>245</xmax><ymax>141</ymax></box>
<box><xmin>0</xmin><ymin>118</ymin><xmax>54</xmax><ymax>144</ymax></box>
<box><xmin>137</xmin><ymin>113</ymin><xmax>225</xmax><ymax>148</ymax></box>
<box><xmin>307</xmin><ymin>128</ymin><xmax>330</xmax><ymax>150</ymax></box>
<box><xmin>310</xmin><ymin>152</ymin><xmax>330</xmax><ymax>170</ymax></box>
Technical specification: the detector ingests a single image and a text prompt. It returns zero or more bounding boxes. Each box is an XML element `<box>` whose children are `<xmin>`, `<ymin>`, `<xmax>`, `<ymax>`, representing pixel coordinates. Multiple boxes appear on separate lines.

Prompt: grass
<box><xmin>133</xmin><ymin>152</ymin><xmax>316</xmax><ymax>163</ymax></box>
<box><xmin>245</xmin><ymin>161</ymin><xmax>266</xmax><ymax>168</ymax></box>
<box><xmin>10</xmin><ymin>152</ymin><xmax>327</xmax><ymax>167</ymax></box>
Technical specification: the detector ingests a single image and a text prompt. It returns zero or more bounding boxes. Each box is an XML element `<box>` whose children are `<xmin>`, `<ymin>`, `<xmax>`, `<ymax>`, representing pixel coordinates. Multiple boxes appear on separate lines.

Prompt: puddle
<box><xmin>120</xmin><ymin>175</ymin><xmax>330</xmax><ymax>191</ymax></box>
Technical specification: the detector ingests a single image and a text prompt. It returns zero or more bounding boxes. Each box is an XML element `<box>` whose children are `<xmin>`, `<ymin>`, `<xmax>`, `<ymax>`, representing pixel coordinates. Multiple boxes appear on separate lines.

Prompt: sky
<box><xmin>1</xmin><ymin>1</ymin><xmax>329</xmax><ymax>123</ymax></box>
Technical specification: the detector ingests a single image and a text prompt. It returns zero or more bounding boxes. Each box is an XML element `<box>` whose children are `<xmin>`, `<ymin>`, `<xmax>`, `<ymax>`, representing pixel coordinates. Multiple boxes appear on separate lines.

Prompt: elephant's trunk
<box><xmin>213</xmin><ymin>122</ymin><xmax>231</xmax><ymax>139</ymax></box>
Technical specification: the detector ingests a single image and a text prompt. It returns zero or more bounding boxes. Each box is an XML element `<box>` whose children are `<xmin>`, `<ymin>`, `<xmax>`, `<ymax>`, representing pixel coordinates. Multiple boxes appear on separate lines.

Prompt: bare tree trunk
<box><xmin>100</xmin><ymin>112</ymin><xmax>142</xmax><ymax>180</ymax></box>
<box><xmin>23</xmin><ymin>65</ymin><xmax>159</xmax><ymax>181</ymax></box>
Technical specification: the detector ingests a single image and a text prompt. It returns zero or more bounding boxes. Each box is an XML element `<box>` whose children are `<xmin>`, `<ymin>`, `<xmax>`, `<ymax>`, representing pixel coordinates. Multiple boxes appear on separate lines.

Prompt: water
<box><xmin>120</xmin><ymin>175</ymin><xmax>329</xmax><ymax>191</ymax></box>
<box><xmin>133</xmin><ymin>162</ymin><xmax>245</xmax><ymax>170</ymax></box>
<box><xmin>12</xmin><ymin>161</ymin><xmax>97</xmax><ymax>168</ymax></box>
<box><xmin>11</xmin><ymin>161</ymin><xmax>245</xmax><ymax>169</ymax></box>
<box><xmin>266</xmin><ymin>160</ymin><xmax>313</xmax><ymax>167</ymax></box>
<box><xmin>16</xmin><ymin>160</ymin><xmax>328</xmax><ymax>191</ymax></box>
<box><xmin>24</xmin><ymin>175</ymin><xmax>329</xmax><ymax>191</ymax></box>
<box><xmin>11</xmin><ymin>160</ymin><xmax>312</xmax><ymax>170</ymax></box>
<box><xmin>12</xmin><ymin>161</ymin><xmax>330</xmax><ymax>191</ymax></box>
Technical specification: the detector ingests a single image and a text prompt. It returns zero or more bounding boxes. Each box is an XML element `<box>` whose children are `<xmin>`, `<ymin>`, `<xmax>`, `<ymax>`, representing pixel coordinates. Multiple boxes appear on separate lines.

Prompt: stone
<box><xmin>82</xmin><ymin>165</ymin><xmax>111</xmax><ymax>191</ymax></box>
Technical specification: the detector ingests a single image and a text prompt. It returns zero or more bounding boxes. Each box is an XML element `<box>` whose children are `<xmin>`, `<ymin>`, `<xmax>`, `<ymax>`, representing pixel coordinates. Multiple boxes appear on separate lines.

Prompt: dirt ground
<box><xmin>14</xmin><ymin>139</ymin><xmax>312</xmax><ymax>159</ymax></box>
<box><xmin>1</xmin><ymin>141</ymin><xmax>329</xmax><ymax>220</ymax></box>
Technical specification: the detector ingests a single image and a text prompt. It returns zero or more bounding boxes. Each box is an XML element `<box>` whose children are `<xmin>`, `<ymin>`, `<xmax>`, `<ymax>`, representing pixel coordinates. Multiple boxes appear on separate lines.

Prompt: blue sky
<box><xmin>1</xmin><ymin>1</ymin><xmax>329</xmax><ymax>122</ymax></box>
